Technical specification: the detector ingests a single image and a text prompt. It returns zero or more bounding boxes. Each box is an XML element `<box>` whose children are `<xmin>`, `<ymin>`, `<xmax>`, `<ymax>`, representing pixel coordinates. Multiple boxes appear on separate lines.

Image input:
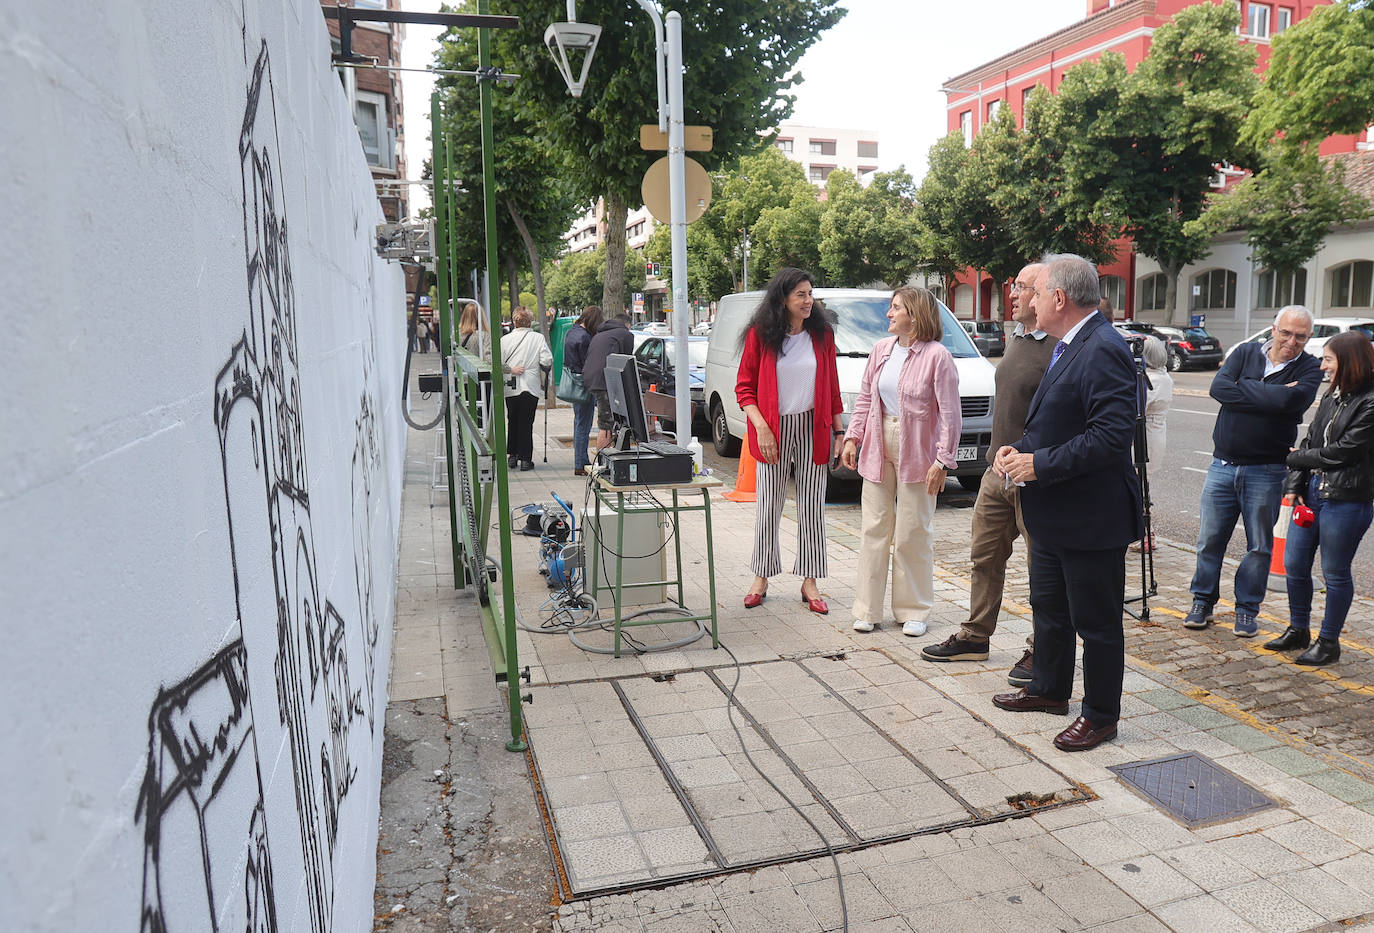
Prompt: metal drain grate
<box><xmin>1109</xmin><ymin>752</ymin><xmax>1277</xmax><ymax>827</ymax></box>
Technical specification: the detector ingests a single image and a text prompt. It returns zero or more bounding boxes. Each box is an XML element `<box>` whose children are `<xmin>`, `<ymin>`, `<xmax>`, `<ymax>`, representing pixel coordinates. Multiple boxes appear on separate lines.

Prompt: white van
<box><xmin>703</xmin><ymin>288</ymin><xmax>997</xmax><ymax>489</ymax></box>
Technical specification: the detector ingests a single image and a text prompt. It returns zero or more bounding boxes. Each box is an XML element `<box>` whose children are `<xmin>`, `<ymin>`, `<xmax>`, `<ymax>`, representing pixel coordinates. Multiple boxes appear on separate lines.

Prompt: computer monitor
<box><xmin>603</xmin><ymin>353</ymin><xmax>652</xmax><ymax>450</ymax></box>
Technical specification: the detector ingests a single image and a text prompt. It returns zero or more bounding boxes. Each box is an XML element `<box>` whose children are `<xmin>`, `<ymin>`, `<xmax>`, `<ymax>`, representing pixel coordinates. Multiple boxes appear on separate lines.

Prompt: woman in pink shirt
<box><xmin>840</xmin><ymin>286</ymin><xmax>962</xmax><ymax>636</ymax></box>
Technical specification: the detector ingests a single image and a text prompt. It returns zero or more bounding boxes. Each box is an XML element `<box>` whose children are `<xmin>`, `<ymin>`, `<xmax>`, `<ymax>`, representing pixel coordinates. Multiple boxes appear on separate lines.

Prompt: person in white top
<box><xmin>500</xmin><ymin>306</ymin><xmax>553</xmax><ymax>471</ymax></box>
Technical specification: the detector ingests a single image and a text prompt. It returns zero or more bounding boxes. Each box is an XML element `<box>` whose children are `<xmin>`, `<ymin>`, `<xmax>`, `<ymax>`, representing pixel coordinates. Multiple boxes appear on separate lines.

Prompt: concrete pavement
<box><xmin>375</xmin><ymin>392</ymin><xmax>1374</xmax><ymax>933</ymax></box>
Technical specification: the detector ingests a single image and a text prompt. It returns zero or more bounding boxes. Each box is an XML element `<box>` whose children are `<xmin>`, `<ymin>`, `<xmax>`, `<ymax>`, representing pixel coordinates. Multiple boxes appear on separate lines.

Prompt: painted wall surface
<box><xmin>0</xmin><ymin>3</ymin><xmax>406</xmax><ymax>932</ymax></box>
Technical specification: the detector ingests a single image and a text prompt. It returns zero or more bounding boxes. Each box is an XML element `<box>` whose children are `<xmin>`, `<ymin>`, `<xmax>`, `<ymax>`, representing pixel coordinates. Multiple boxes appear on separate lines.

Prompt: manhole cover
<box><xmin>1109</xmin><ymin>752</ymin><xmax>1277</xmax><ymax>827</ymax></box>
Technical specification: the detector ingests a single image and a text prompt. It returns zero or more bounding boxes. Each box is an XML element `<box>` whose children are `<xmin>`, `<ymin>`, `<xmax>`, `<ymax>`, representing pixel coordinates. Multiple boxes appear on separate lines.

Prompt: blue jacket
<box><xmin>1015</xmin><ymin>313</ymin><xmax>1144</xmax><ymax>551</ymax></box>
<box><xmin>1209</xmin><ymin>342</ymin><xmax>1322</xmax><ymax>465</ymax></box>
<box><xmin>563</xmin><ymin>323</ymin><xmax>592</xmax><ymax>375</ymax></box>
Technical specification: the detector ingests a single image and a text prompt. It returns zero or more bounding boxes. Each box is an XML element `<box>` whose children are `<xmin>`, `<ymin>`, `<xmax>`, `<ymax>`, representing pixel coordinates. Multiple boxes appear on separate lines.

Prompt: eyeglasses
<box><xmin>1275</xmin><ymin>328</ymin><xmax>1311</xmax><ymax>342</ymax></box>
<box><xmin>1011</xmin><ymin>283</ymin><xmax>1034</xmax><ymax>293</ymax></box>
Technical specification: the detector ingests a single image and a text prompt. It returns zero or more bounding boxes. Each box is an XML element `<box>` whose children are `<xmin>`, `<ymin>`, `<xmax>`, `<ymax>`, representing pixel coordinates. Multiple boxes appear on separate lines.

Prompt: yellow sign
<box><xmin>641</xmin><ymin>156</ymin><xmax>713</xmax><ymax>225</ymax></box>
<box><xmin>639</xmin><ymin>124</ymin><xmax>713</xmax><ymax>152</ymax></box>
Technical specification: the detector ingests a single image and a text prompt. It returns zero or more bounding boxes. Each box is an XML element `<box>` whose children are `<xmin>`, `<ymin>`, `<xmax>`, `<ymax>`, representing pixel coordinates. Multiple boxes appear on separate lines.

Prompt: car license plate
<box><xmin>956</xmin><ymin>445</ymin><xmax>978</xmax><ymax>461</ymax></box>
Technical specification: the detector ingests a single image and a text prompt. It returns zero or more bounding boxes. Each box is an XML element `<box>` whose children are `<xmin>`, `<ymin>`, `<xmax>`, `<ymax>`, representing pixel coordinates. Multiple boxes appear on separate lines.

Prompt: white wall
<box><xmin>0</xmin><ymin>3</ymin><xmax>406</xmax><ymax>932</ymax></box>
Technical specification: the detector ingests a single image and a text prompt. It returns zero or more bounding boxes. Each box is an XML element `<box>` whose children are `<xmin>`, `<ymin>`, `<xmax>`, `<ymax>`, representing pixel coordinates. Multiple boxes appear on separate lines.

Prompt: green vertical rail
<box><xmin>431</xmin><ymin>93</ymin><xmax>465</xmax><ymax>589</ymax></box>
<box><xmin>477</xmin><ymin>0</ymin><xmax>525</xmax><ymax>753</ymax></box>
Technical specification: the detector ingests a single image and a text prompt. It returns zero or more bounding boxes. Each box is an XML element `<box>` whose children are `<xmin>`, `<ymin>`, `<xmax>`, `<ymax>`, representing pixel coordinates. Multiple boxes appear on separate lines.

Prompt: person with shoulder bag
<box><xmin>500</xmin><ymin>306</ymin><xmax>553</xmax><ymax>471</ymax></box>
<box><xmin>1265</xmin><ymin>331</ymin><xmax>1374</xmax><ymax>666</ymax></box>
<box><xmin>561</xmin><ymin>305</ymin><xmax>601</xmax><ymax>475</ymax></box>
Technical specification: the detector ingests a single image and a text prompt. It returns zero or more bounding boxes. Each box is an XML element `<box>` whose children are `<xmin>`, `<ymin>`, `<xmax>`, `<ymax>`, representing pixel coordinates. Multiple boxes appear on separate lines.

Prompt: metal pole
<box><xmin>431</xmin><ymin>93</ymin><xmax>464</xmax><ymax>588</ymax></box>
<box><xmin>665</xmin><ymin>13</ymin><xmax>691</xmax><ymax>441</ymax></box>
<box><xmin>478</xmin><ymin>0</ymin><xmax>525</xmax><ymax>753</ymax></box>
<box><xmin>742</xmin><ymin>228</ymin><xmax>748</xmax><ymax>292</ymax></box>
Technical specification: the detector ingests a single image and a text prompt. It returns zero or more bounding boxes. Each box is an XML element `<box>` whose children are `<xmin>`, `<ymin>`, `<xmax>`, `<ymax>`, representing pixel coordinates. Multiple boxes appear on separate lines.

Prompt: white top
<box><xmin>877</xmin><ymin>340</ymin><xmax>911</xmax><ymax>415</ymax></box>
<box><xmin>776</xmin><ymin>331</ymin><xmax>817</xmax><ymax>415</ymax></box>
<box><xmin>500</xmin><ymin>327</ymin><xmax>553</xmax><ymax>398</ymax></box>
<box><xmin>1144</xmin><ymin>368</ymin><xmax>1174</xmax><ymax>459</ymax></box>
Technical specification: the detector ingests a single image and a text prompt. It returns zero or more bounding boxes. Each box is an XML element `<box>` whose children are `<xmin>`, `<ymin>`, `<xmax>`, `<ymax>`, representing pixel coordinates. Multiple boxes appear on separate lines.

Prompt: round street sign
<box><xmin>641</xmin><ymin>156</ymin><xmax>712</xmax><ymax>225</ymax></box>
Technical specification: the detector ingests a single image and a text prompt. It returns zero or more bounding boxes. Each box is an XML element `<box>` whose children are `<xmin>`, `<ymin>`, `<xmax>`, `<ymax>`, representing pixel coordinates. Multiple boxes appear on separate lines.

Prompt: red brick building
<box><xmin>324</xmin><ymin>0</ymin><xmax>408</xmax><ymax>221</ymax></box>
<box><xmin>940</xmin><ymin>0</ymin><xmax>1370</xmax><ymax>330</ymax></box>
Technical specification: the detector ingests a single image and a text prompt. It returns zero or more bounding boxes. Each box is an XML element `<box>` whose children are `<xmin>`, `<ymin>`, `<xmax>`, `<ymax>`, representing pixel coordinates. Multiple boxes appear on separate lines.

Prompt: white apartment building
<box><xmin>772</xmin><ymin>123</ymin><xmax>881</xmax><ymax>185</ymax></box>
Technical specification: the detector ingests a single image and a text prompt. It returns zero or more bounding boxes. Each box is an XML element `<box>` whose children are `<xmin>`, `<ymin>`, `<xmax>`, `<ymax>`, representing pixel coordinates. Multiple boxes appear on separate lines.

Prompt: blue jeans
<box><xmin>572</xmin><ymin>398</ymin><xmax>595</xmax><ymax>470</ymax></box>
<box><xmin>1285</xmin><ymin>476</ymin><xmax>1373</xmax><ymax>641</ymax></box>
<box><xmin>1190</xmin><ymin>459</ymin><xmax>1288</xmax><ymax>614</ymax></box>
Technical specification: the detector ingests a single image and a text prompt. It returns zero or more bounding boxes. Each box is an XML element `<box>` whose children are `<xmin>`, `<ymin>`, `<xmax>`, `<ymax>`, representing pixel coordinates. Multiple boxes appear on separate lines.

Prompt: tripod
<box><xmin>1125</xmin><ymin>347</ymin><xmax>1158</xmax><ymax>620</ymax></box>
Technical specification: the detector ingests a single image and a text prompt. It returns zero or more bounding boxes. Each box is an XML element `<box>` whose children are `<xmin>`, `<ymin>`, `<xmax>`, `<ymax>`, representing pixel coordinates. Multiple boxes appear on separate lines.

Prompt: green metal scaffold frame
<box><xmin>428</xmin><ymin>5</ymin><xmax>526</xmax><ymax>752</ymax></box>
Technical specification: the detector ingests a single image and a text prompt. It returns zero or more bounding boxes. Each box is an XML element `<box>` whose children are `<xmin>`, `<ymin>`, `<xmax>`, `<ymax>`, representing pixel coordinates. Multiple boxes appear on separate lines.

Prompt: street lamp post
<box><xmin>550</xmin><ymin>2</ymin><xmax>699</xmax><ymax>460</ymax></box>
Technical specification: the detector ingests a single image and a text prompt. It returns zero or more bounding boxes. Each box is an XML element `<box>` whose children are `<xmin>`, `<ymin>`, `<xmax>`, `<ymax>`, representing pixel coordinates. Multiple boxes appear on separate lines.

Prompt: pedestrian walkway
<box><xmin>375</xmin><ymin>397</ymin><xmax>1374</xmax><ymax>933</ymax></box>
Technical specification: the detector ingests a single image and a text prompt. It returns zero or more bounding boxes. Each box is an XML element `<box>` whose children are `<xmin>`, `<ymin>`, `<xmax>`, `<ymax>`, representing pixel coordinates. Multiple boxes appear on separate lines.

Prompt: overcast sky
<box><xmin>398</xmin><ymin>0</ymin><xmax>1089</xmax><ymax>215</ymax></box>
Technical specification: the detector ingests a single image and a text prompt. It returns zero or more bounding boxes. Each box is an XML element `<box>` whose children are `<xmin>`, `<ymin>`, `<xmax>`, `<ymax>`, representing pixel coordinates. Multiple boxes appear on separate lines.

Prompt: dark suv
<box><xmin>1114</xmin><ymin>321</ymin><xmax>1223</xmax><ymax>371</ymax></box>
<box><xmin>973</xmin><ymin>320</ymin><xmax>1006</xmax><ymax>356</ymax></box>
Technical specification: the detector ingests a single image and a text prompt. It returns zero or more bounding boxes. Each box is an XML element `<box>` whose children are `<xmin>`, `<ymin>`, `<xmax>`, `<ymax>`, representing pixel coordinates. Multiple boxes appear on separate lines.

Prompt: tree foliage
<box><xmin>817</xmin><ymin>168</ymin><xmax>923</xmax><ymax>288</ymax></box>
<box><xmin>1246</xmin><ymin>0</ymin><xmax>1374</xmax><ymax>151</ymax></box>
<box><xmin>494</xmin><ymin>0</ymin><xmax>844</xmax><ymax>312</ymax></box>
<box><xmin>544</xmin><ymin>245</ymin><xmax>646</xmax><ymax>311</ymax></box>
<box><xmin>1186</xmin><ymin>147</ymin><xmax>1370</xmax><ymax>274</ymax></box>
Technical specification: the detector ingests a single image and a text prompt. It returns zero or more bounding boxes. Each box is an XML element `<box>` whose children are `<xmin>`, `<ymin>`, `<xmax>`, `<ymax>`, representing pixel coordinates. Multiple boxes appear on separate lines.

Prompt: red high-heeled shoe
<box><xmin>801</xmin><ymin>588</ymin><xmax>829</xmax><ymax>614</ymax></box>
<box><xmin>744</xmin><ymin>590</ymin><xmax>767</xmax><ymax>609</ymax></box>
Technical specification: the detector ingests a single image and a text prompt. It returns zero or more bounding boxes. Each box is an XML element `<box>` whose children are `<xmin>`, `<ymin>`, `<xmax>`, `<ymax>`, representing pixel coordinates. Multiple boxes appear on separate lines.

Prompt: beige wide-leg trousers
<box><xmin>852</xmin><ymin>415</ymin><xmax>936</xmax><ymax>624</ymax></box>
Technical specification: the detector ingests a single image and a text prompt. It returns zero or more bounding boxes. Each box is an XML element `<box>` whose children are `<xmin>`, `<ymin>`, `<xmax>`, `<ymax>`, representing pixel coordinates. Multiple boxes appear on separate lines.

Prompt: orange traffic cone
<box><xmin>1267</xmin><ymin>495</ymin><xmax>1294</xmax><ymax>592</ymax></box>
<box><xmin>723</xmin><ymin>441</ymin><xmax>758</xmax><ymax>502</ymax></box>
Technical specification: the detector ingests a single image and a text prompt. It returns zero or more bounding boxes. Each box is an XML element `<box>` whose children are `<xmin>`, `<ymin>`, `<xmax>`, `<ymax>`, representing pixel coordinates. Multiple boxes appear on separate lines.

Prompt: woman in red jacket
<box><xmin>735</xmin><ymin>268</ymin><xmax>844</xmax><ymax>612</ymax></box>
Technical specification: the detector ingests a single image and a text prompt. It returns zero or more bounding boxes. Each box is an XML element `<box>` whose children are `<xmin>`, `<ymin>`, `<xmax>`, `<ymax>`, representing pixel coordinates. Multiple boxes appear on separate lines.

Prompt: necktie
<box><xmin>1048</xmin><ymin>340</ymin><xmax>1068</xmax><ymax>369</ymax></box>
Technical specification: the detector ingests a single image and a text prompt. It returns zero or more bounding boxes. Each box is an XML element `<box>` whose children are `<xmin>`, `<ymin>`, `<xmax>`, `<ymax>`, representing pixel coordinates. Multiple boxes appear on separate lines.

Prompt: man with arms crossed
<box><xmin>1183</xmin><ymin>305</ymin><xmax>1322</xmax><ymax>636</ymax></box>
<box><xmin>922</xmin><ymin>262</ymin><xmax>1055</xmax><ymax>685</ymax></box>
<box><xmin>991</xmin><ymin>255</ymin><xmax>1143</xmax><ymax>751</ymax></box>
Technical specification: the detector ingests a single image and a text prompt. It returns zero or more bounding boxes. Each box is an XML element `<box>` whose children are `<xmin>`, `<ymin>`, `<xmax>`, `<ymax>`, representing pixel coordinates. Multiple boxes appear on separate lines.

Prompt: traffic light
<box><xmin>645</xmin><ymin>261</ymin><xmax>653</xmax><ymax>276</ymax></box>
<box><xmin>651</xmin><ymin>261</ymin><xmax>661</xmax><ymax>277</ymax></box>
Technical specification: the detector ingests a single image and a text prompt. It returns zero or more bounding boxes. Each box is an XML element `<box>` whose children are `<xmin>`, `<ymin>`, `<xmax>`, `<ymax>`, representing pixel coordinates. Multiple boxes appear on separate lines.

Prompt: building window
<box><xmin>1099</xmin><ymin>275</ymin><xmax>1125</xmax><ymax>314</ymax></box>
<box><xmin>960</xmin><ymin>111</ymin><xmax>972</xmax><ymax>147</ymax></box>
<box><xmin>1275</xmin><ymin>6</ymin><xmax>1292</xmax><ymax>32</ymax></box>
<box><xmin>776</xmin><ymin>138</ymin><xmax>793</xmax><ymax>153</ymax></box>
<box><xmin>1138</xmin><ymin>273</ymin><xmax>1169</xmax><ymax>312</ymax></box>
<box><xmin>1247</xmin><ymin>2</ymin><xmax>1271</xmax><ymax>37</ymax></box>
<box><xmin>987</xmin><ymin>99</ymin><xmax>1002</xmax><ymax>122</ymax></box>
<box><xmin>1191</xmin><ymin>268</ymin><xmax>1238</xmax><ymax>311</ymax></box>
<box><xmin>627</xmin><ymin>221</ymin><xmax>646</xmax><ymax>239</ymax></box>
<box><xmin>857</xmin><ymin>140</ymin><xmax>878</xmax><ymax>159</ymax></box>
<box><xmin>354</xmin><ymin>90</ymin><xmax>391</xmax><ymax>169</ymax></box>
<box><xmin>808</xmin><ymin>165</ymin><xmax>834</xmax><ymax>183</ymax></box>
<box><xmin>1330</xmin><ymin>260</ymin><xmax>1374</xmax><ymax>309</ymax></box>
<box><xmin>1257</xmin><ymin>267</ymin><xmax>1306</xmax><ymax>308</ymax></box>
<box><xmin>808</xmin><ymin>139</ymin><xmax>836</xmax><ymax>156</ymax></box>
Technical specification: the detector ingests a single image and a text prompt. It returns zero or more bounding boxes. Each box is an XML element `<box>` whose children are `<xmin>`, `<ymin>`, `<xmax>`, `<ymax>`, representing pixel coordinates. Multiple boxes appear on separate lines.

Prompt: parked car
<box><xmin>691</xmin><ymin>320</ymin><xmax>712</xmax><ymax>336</ymax></box>
<box><xmin>1114</xmin><ymin>320</ymin><xmax>1223</xmax><ymax>371</ymax></box>
<box><xmin>959</xmin><ymin>321</ymin><xmax>992</xmax><ymax>356</ymax></box>
<box><xmin>632</xmin><ymin>335</ymin><xmax>710</xmax><ymax>436</ymax></box>
<box><xmin>973</xmin><ymin>320</ymin><xmax>1006</xmax><ymax>356</ymax></box>
<box><xmin>1225</xmin><ymin>316</ymin><xmax>1374</xmax><ymax>363</ymax></box>
<box><xmin>704</xmin><ymin>289</ymin><xmax>997</xmax><ymax>489</ymax></box>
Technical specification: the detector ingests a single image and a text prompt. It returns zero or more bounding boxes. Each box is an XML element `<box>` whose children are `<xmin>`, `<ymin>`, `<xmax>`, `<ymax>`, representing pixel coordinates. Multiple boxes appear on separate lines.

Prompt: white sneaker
<box><xmin>852</xmin><ymin>619</ymin><xmax>876</xmax><ymax>633</ymax></box>
<box><xmin>901</xmin><ymin>620</ymin><xmax>928</xmax><ymax>637</ymax></box>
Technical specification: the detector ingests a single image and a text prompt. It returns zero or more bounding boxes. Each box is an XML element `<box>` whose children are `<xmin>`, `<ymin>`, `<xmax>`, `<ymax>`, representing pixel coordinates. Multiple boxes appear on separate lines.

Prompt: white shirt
<box><xmin>877</xmin><ymin>340</ymin><xmax>911</xmax><ymax>415</ymax></box>
<box><xmin>1059</xmin><ymin>310</ymin><xmax>1099</xmax><ymax>347</ymax></box>
<box><xmin>776</xmin><ymin>331</ymin><xmax>817</xmax><ymax>415</ymax></box>
<box><xmin>1145</xmin><ymin>368</ymin><xmax>1174</xmax><ymax>458</ymax></box>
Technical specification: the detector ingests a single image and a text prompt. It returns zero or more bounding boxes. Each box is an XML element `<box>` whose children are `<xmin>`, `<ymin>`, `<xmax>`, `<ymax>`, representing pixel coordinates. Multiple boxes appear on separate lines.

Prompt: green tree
<box><xmin>432</xmin><ymin>26</ymin><xmax>580</xmax><ymax>340</ymax></box>
<box><xmin>1245</xmin><ymin>0</ymin><xmax>1374</xmax><ymax>151</ymax></box>
<box><xmin>1079</xmin><ymin>3</ymin><xmax>1259</xmax><ymax>324</ymax></box>
<box><xmin>752</xmin><ymin>185</ymin><xmax>825</xmax><ymax>282</ymax></box>
<box><xmin>915</xmin><ymin>133</ymin><xmax>976</xmax><ymax>297</ymax></box>
<box><xmin>1186</xmin><ymin>147</ymin><xmax>1370</xmax><ymax>287</ymax></box>
<box><xmin>817</xmin><ymin>168</ymin><xmax>924</xmax><ymax>288</ymax></box>
<box><xmin>545</xmin><ymin>245</ymin><xmax>647</xmax><ymax>311</ymax></box>
<box><xmin>644</xmin><ymin>217</ymin><xmax>732</xmax><ymax>306</ymax></box>
<box><xmin>496</xmin><ymin>0</ymin><xmax>844</xmax><ymax>314</ymax></box>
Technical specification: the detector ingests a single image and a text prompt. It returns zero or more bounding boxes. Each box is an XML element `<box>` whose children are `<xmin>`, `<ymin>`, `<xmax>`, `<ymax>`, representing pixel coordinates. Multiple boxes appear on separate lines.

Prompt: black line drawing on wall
<box><xmin>138</xmin><ymin>38</ymin><xmax>383</xmax><ymax>933</ymax></box>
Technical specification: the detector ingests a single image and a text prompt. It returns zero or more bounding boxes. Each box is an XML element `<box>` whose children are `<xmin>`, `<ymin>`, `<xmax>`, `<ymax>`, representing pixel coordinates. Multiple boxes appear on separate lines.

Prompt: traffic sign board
<box><xmin>640</xmin><ymin>124</ymin><xmax>713</xmax><ymax>152</ymax></box>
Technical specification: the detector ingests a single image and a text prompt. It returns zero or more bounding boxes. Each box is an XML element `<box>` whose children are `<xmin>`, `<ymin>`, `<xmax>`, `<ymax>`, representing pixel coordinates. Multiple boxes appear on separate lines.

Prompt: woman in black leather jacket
<box><xmin>1265</xmin><ymin>331</ymin><xmax>1374</xmax><ymax>666</ymax></box>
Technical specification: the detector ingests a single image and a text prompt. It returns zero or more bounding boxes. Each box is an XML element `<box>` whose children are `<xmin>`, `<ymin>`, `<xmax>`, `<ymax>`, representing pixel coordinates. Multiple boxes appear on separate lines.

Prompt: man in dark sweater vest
<box><xmin>1185</xmin><ymin>306</ymin><xmax>1322</xmax><ymax>637</ymax></box>
<box><xmin>922</xmin><ymin>262</ymin><xmax>1058</xmax><ymax>685</ymax></box>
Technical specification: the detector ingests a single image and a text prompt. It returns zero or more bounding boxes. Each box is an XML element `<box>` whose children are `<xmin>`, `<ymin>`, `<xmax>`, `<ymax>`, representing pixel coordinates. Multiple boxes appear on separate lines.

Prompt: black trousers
<box><xmin>506</xmin><ymin>392</ymin><xmax>538</xmax><ymax>462</ymax></box>
<box><xmin>1026</xmin><ymin>541</ymin><xmax>1127</xmax><ymax>727</ymax></box>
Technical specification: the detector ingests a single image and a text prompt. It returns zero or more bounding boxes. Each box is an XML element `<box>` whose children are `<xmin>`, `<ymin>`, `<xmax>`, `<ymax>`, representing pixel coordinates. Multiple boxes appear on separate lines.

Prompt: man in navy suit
<box><xmin>991</xmin><ymin>254</ymin><xmax>1143</xmax><ymax>751</ymax></box>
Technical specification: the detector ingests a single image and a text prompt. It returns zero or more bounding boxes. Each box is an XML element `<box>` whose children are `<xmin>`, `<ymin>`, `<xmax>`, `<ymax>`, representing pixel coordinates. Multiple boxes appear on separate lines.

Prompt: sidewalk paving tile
<box><xmin>1212</xmin><ymin>878</ymin><xmax>1326</xmax><ymax>933</ymax></box>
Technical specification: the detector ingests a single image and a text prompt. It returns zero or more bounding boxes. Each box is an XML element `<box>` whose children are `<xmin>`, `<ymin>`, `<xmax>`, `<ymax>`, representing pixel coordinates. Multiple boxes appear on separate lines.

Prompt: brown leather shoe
<box><xmin>991</xmin><ymin>689</ymin><xmax>1069</xmax><ymax>715</ymax></box>
<box><xmin>1053</xmin><ymin>716</ymin><xmax>1118</xmax><ymax>752</ymax></box>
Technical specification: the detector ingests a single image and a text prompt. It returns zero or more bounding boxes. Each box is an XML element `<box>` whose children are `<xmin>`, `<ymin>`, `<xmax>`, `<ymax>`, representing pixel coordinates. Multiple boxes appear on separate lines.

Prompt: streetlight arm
<box><xmin>633</xmin><ymin>0</ymin><xmax>668</xmax><ymax>132</ymax></box>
